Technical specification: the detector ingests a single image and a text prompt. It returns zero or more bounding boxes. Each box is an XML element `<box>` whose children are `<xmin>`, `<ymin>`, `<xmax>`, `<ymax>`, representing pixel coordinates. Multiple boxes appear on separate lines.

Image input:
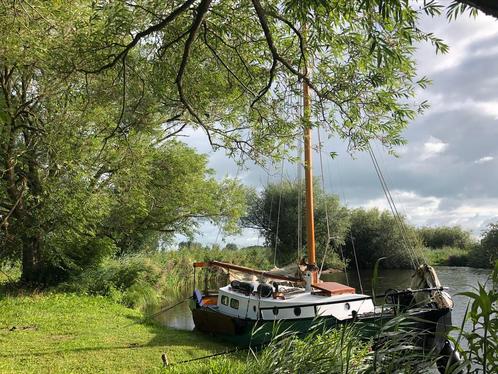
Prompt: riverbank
<box><xmin>0</xmin><ymin>293</ymin><xmax>243</xmax><ymax>373</ymax></box>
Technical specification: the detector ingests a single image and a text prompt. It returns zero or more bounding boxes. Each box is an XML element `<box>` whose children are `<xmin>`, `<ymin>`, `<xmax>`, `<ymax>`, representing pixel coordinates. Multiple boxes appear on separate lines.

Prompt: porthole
<box><xmin>294</xmin><ymin>307</ymin><xmax>301</xmax><ymax>316</ymax></box>
<box><xmin>230</xmin><ymin>298</ymin><xmax>239</xmax><ymax>309</ymax></box>
<box><xmin>344</xmin><ymin>302</ymin><xmax>350</xmax><ymax>310</ymax></box>
<box><xmin>272</xmin><ymin>307</ymin><xmax>279</xmax><ymax>315</ymax></box>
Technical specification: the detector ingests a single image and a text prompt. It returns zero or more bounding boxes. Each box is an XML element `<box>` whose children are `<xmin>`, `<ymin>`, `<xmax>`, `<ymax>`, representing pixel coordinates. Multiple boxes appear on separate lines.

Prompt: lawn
<box><xmin>0</xmin><ymin>292</ymin><xmax>244</xmax><ymax>374</ymax></box>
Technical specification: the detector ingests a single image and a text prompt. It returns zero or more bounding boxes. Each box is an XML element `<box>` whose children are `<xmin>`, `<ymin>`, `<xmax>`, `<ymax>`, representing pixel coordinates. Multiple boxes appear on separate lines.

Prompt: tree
<box><xmin>0</xmin><ymin>2</ymin><xmax>246</xmax><ymax>284</ymax></box>
<box><xmin>243</xmin><ymin>180</ymin><xmax>349</xmax><ymax>267</ymax></box>
<box><xmin>343</xmin><ymin>208</ymin><xmax>423</xmax><ymax>269</ymax></box>
<box><xmin>68</xmin><ymin>0</ymin><xmax>448</xmax><ymax>161</ymax></box>
<box><xmin>470</xmin><ymin>223</ymin><xmax>498</xmax><ymax>268</ymax></box>
<box><xmin>452</xmin><ymin>1</ymin><xmax>498</xmax><ymax>19</ymax></box>
<box><xmin>101</xmin><ymin>140</ymin><xmax>247</xmax><ymax>255</ymax></box>
<box><xmin>417</xmin><ymin>226</ymin><xmax>473</xmax><ymax>250</ymax></box>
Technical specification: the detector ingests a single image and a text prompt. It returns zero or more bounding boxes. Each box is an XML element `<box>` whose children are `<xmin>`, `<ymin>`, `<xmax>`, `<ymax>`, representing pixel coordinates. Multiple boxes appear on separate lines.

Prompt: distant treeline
<box><xmin>244</xmin><ymin>180</ymin><xmax>497</xmax><ymax>270</ymax></box>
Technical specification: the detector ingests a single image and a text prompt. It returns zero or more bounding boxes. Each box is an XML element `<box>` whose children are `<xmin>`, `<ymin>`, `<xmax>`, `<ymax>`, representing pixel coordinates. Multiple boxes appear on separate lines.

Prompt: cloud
<box><xmin>363</xmin><ymin>190</ymin><xmax>498</xmax><ymax>235</ymax></box>
<box><xmin>178</xmin><ymin>11</ymin><xmax>498</xmax><ymax>247</ymax></box>
<box><xmin>420</xmin><ymin>136</ymin><xmax>448</xmax><ymax>160</ymax></box>
<box><xmin>474</xmin><ymin>156</ymin><xmax>494</xmax><ymax>164</ymax></box>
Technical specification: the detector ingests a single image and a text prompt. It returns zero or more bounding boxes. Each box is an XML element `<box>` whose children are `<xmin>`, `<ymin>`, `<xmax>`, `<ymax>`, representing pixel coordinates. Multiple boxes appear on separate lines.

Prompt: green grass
<box><xmin>0</xmin><ymin>293</ymin><xmax>244</xmax><ymax>374</ymax></box>
<box><xmin>424</xmin><ymin>246</ymin><xmax>469</xmax><ymax>266</ymax></box>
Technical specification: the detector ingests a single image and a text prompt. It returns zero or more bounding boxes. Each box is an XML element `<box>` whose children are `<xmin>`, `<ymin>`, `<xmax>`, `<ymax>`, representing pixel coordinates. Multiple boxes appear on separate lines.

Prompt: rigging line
<box><xmin>350</xmin><ymin>234</ymin><xmax>364</xmax><ymax>294</ymax></box>
<box><xmin>325</xmin><ymin>146</ymin><xmax>350</xmax><ymax>286</ymax></box>
<box><xmin>369</xmin><ymin>146</ymin><xmax>420</xmax><ymax>267</ymax></box>
<box><xmin>316</xmin><ymin>125</ymin><xmax>332</xmax><ymax>278</ymax></box>
<box><xmin>367</xmin><ymin>145</ymin><xmax>416</xmax><ymax>269</ymax></box>
<box><xmin>273</xmin><ymin>158</ymin><xmax>285</xmax><ymax>267</ymax></box>
<box><xmin>316</xmin><ymin>126</ymin><xmax>349</xmax><ymax>284</ymax></box>
<box><xmin>367</xmin><ymin>144</ymin><xmax>418</xmax><ymax>269</ymax></box>
<box><xmin>367</xmin><ymin>146</ymin><xmax>416</xmax><ymax>269</ymax></box>
<box><xmin>266</xmin><ymin>165</ymin><xmax>275</xmax><ymax>251</ymax></box>
<box><xmin>123</xmin><ymin>297</ymin><xmax>190</xmax><ymax>327</ymax></box>
<box><xmin>373</xmin><ymin>142</ymin><xmax>427</xmax><ymax>265</ymax></box>
<box><xmin>372</xmin><ymin>150</ymin><xmax>420</xmax><ymax>267</ymax></box>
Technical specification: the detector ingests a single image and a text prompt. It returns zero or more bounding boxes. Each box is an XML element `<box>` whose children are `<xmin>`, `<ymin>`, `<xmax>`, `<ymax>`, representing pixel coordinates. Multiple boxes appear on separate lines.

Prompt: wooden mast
<box><xmin>302</xmin><ymin>22</ymin><xmax>317</xmax><ymax>284</ymax></box>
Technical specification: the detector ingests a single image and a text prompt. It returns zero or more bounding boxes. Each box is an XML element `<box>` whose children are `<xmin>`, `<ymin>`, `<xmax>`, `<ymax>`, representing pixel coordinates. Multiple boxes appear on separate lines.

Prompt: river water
<box><xmin>156</xmin><ymin>266</ymin><xmax>492</xmax><ymax>333</ymax></box>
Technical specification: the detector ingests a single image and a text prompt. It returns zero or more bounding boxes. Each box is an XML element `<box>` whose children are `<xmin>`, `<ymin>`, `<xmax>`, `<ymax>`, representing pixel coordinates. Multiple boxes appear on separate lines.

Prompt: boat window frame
<box><xmin>230</xmin><ymin>298</ymin><xmax>239</xmax><ymax>309</ymax></box>
<box><xmin>221</xmin><ymin>295</ymin><xmax>229</xmax><ymax>306</ymax></box>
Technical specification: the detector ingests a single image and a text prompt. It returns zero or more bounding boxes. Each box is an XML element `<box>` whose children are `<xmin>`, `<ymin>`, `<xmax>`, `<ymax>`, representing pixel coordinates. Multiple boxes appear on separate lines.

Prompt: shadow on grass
<box><xmin>0</xmin><ymin>312</ymin><xmax>231</xmax><ymax>360</ymax></box>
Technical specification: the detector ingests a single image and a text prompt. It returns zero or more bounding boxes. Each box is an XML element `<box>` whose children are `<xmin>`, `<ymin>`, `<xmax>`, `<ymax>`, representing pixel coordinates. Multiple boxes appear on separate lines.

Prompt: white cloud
<box><xmin>363</xmin><ymin>190</ymin><xmax>498</xmax><ymax>235</ymax></box>
<box><xmin>416</xmin><ymin>12</ymin><xmax>498</xmax><ymax>74</ymax></box>
<box><xmin>363</xmin><ymin>190</ymin><xmax>441</xmax><ymax>225</ymax></box>
<box><xmin>420</xmin><ymin>136</ymin><xmax>448</xmax><ymax>160</ymax></box>
<box><xmin>474</xmin><ymin>156</ymin><xmax>494</xmax><ymax>164</ymax></box>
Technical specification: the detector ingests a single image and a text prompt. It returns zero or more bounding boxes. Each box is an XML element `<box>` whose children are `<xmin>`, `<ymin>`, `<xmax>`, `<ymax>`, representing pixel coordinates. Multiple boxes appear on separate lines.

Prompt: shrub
<box><xmin>342</xmin><ymin>208</ymin><xmax>424</xmax><ymax>269</ymax></box>
<box><xmin>425</xmin><ymin>246</ymin><xmax>469</xmax><ymax>267</ymax></box>
<box><xmin>417</xmin><ymin>226</ymin><xmax>474</xmax><ymax>250</ymax></box>
<box><xmin>60</xmin><ymin>245</ymin><xmax>273</xmax><ymax>310</ymax></box>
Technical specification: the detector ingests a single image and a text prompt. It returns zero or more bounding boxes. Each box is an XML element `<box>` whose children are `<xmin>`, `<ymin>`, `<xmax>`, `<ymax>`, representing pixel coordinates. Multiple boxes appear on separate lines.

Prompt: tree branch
<box><xmin>85</xmin><ymin>0</ymin><xmax>196</xmax><ymax>73</ymax></box>
<box><xmin>175</xmin><ymin>0</ymin><xmax>213</xmax><ymax>144</ymax></box>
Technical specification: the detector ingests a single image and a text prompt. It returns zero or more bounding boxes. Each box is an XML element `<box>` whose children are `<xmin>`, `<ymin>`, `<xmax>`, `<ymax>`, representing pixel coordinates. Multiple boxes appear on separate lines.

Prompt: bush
<box><xmin>417</xmin><ymin>226</ymin><xmax>474</xmax><ymax>250</ymax></box>
<box><xmin>425</xmin><ymin>246</ymin><xmax>469</xmax><ymax>267</ymax></box>
<box><xmin>342</xmin><ymin>208</ymin><xmax>424</xmax><ymax>269</ymax></box>
<box><xmin>60</xmin><ymin>245</ymin><xmax>273</xmax><ymax>310</ymax></box>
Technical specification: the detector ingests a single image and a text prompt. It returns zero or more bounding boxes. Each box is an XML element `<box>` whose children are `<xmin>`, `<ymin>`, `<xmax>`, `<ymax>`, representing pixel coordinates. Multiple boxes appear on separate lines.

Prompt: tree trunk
<box><xmin>20</xmin><ymin>233</ymin><xmax>41</xmax><ymax>284</ymax></box>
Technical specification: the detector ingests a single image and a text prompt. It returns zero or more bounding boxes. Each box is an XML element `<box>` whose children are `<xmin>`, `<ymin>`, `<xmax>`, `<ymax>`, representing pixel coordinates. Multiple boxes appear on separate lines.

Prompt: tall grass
<box><xmin>246</xmin><ymin>261</ymin><xmax>498</xmax><ymax>374</ymax></box>
<box><xmin>60</xmin><ymin>246</ymin><xmax>272</xmax><ymax>311</ymax></box>
<box><xmin>246</xmin><ymin>315</ymin><xmax>444</xmax><ymax>374</ymax></box>
<box><xmin>449</xmin><ymin>261</ymin><xmax>497</xmax><ymax>373</ymax></box>
<box><xmin>425</xmin><ymin>246</ymin><xmax>470</xmax><ymax>267</ymax></box>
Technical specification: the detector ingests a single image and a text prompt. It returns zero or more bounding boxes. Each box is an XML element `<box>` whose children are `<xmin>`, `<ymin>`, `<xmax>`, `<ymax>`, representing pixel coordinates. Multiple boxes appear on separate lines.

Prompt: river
<box><xmin>156</xmin><ymin>266</ymin><xmax>492</xmax><ymax>333</ymax></box>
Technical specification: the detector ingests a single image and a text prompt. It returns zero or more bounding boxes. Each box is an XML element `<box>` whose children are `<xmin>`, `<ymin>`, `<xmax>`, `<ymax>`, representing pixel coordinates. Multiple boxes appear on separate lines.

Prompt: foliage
<box><xmin>0</xmin><ymin>2</ymin><xmax>247</xmax><ymax>285</ymax></box>
<box><xmin>242</xmin><ymin>179</ymin><xmax>349</xmax><ymax>267</ymax></box>
<box><xmin>248</xmin><ymin>324</ymin><xmax>370</xmax><ymax>374</ymax></box>
<box><xmin>424</xmin><ymin>246</ymin><xmax>470</xmax><ymax>267</ymax></box>
<box><xmin>62</xmin><ymin>245</ymin><xmax>272</xmax><ymax>309</ymax></box>
<box><xmin>247</xmin><ymin>314</ymin><xmax>444</xmax><ymax>374</ymax></box>
<box><xmin>417</xmin><ymin>226</ymin><xmax>474</xmax><ymax>250</ymax></box>
<box><xmin>101</xmin><ymin>140</ymin><xmax>247</xmax><ymax>256</ymax></box>
<box><xmin>453</xmin><ymin>262</ymin><xmax>498</xmax><ymax>374</ymax></box>
<box><xmin>475</xmin><ymin>223</ymin><xmax>498</xmax><ymax>268</ymax></box>
<box><xmin>343</xmin><ymin>208</ymin><xmax>424</xmax><ymax>269</ymax></box>
<box><xmin>69</xmin><ymin>0</ymin><xmax>448</xmax><ymax>161</ymax></box>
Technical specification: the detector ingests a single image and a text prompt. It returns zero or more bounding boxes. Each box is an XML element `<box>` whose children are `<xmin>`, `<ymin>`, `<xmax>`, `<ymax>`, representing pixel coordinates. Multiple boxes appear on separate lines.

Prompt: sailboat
<box><xmin>189</xmin><ymin>55</ymin><xmax>460</xmax><ymax>370</ymax></box>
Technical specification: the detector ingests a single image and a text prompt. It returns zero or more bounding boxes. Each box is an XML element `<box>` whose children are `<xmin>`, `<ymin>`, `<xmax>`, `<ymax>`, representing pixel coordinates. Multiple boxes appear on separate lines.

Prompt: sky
<box><xmin>180</xmin><ymin>7</ymin><xmax>498</xmax><ymax>247</ymax></box>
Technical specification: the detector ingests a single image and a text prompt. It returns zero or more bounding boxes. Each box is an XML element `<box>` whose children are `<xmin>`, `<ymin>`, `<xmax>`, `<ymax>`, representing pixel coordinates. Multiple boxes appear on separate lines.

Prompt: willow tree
<box><xmin>71</xmin><ymin>0</ymin><xmax>448</xmax><ymax>160</ymax></box>
<box><xmin>0</xmin><ymin>1</ymin><xmax>246</xmax><ymax>284</ymax></box>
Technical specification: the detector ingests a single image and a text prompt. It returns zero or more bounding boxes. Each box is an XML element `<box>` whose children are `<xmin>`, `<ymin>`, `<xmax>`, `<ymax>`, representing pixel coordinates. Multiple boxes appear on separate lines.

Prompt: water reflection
<box><xmin>156</xmin><ymin>266</ymin><xmax>492</xmax><ymax>333</ymax></box>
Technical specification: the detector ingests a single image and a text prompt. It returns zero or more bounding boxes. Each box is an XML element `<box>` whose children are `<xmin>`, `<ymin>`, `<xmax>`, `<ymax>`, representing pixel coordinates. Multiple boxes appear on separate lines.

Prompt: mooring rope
<box><xmin>123</xmin><ymin>297</ymin><xmax>191</xmax><ymax>328</ymax></box>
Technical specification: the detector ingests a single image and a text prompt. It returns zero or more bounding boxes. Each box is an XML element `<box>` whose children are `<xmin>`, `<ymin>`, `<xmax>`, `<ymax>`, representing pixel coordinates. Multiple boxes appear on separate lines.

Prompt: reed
<box><xmin>59</xmin><ymin>246</ymin><xmax>273</xmax><ymax>311</ymax></box>
<box><xmin>450</xmin><ymin>261</ymin><xmax>497</xmax><ymax>373</ymax></box>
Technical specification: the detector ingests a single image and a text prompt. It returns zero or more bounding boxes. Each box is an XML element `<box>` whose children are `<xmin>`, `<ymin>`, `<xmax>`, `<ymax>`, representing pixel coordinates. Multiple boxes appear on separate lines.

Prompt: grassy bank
<box><xmin>0</xmin><ymin>293</ymin><xmax>243</xmax><ymax>374</ymax></box>
<box><xmin>424</xmin><ymin>246</ymin><xmax>469</xmax><ymax>266</ymax></box>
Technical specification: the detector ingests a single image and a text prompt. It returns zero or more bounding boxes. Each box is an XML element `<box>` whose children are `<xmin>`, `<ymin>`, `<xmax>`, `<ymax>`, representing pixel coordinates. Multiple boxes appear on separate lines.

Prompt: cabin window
<box><xmin>272</xmin><ymin>307</ymin><xmax>279</xmax><ymax>315</ymax></box>
<box><xmin>221</xmin><ymin>295</ymin><xmax>229</xmax><ymax>306</ymax></box>
<box><xmin>294</xmin><ymin>307</ymin><xmax>301</xmax><ymax>316</ymax></box>
<box><xmin>344</xmin><ymin>303</ymin><xmax>350</xmax><ymax>310</ymax></box>
<box><xmin>230</xmin><ymin>298</ymin><xmax>239</xmax><ymax>309</ymax></box>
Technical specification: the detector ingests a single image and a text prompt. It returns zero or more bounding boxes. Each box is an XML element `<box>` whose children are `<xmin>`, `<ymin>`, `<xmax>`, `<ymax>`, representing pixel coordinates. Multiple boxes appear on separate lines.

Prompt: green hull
<box><xmin>191</xmin><ymin>306</ymin><xmax>451</xmax><ymax>347</ymax></box>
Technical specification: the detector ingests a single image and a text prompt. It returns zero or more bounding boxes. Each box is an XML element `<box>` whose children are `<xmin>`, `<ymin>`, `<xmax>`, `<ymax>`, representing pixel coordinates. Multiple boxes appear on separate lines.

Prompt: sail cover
<box><xmin>193</xmin><ymin>261</ymin><xmax>304</xmax><ymax>284</ymax></box>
